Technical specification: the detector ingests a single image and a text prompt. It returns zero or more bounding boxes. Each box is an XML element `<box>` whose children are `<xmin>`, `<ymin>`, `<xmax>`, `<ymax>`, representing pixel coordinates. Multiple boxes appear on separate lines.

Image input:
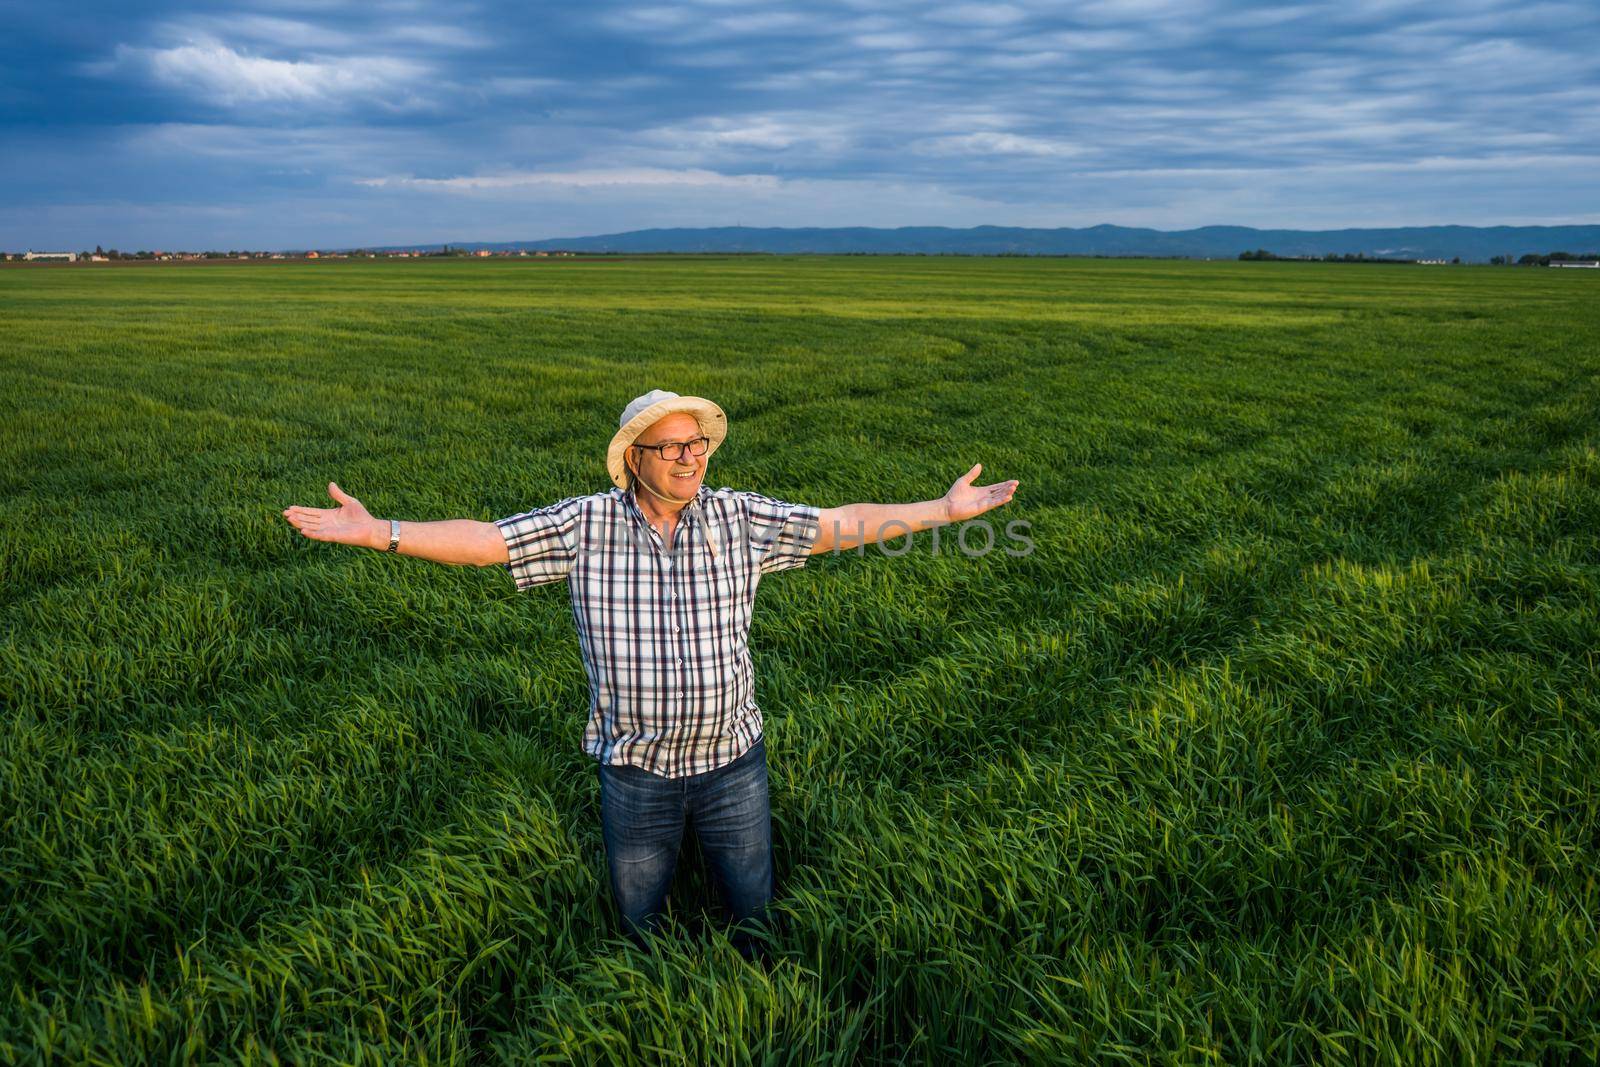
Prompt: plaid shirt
<box><xmin>494</xmin><ymin>485</ymin><xmax>821</xmax><ymax>778</ymax></box>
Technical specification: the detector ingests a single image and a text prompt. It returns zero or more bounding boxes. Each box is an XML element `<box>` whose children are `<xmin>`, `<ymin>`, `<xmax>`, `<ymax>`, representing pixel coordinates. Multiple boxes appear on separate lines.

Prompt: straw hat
<box><xmin>606</xmin><ymin>389</ymin><xmax>728</xmax><ymax>489</ymax></box>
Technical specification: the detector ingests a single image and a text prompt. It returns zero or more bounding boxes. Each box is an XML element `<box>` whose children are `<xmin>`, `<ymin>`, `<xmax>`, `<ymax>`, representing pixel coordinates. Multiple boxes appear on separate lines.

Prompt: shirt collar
<box><xmin>623</xmin><ymin>486</ymin><xmax>719</xmax><ymax>561</ymax></box>
<box><xmin>623</xmin><ymin>485</ymin><xmax>703</xmax><ymax>528</ymax></box>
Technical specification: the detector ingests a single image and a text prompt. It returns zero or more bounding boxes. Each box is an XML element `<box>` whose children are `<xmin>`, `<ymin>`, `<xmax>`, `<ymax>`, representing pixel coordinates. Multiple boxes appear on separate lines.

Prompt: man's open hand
<box><xmin>282</xmin><ymin>482</ymin><xmax>378</xmax><ymax>548</ymax></box>
<box><xmin>942</xmin><ymin>464</ymin><xmax>1019</xmax><ymax>523</ymax></box>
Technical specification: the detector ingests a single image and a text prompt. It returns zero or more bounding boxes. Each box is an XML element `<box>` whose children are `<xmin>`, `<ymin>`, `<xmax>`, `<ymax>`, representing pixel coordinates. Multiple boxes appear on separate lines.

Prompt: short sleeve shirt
<box><xmin>494</xmin><ymin>485</ymin><xmax>821</xmax><ymax>778</ymax></box>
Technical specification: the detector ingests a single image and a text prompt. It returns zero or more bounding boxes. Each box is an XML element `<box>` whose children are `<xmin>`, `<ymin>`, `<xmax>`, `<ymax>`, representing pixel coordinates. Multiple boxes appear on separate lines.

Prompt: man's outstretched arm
<box><xmin>281</xmin><ymin>482</ymin><xmax>509</xmax><ymax>567</ymax></box>
<box><xmin>811</xmin><ymin>463</ymin><xmax>1019</xmax><ymax>554</ymax></box>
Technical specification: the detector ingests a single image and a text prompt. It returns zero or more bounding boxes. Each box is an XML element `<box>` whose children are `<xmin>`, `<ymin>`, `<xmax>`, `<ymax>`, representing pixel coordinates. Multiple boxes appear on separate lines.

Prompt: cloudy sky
<box><xmin>3</xmin><ymin>0</ymin><xmax>1597</xmax><ymax>249</ymax></box>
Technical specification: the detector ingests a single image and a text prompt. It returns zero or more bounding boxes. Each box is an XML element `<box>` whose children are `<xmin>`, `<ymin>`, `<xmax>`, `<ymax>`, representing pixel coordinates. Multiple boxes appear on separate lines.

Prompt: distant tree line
<box><xmin>66</xmin><ymin>245</ymin><xmax>265</xmax><ymax>260</ymax></box>
<box><xmin>1490</xmin><ymin>251</ymin><xmax>1600</xmax><ymax>266</ymax></box>
<box><xmin>1239</xmin><ymin>249</ymin><xmax>1428</xmax><ymax>263</ymax></box>
<box><xmin>56</xmin><ymin>242</ymin><xmax>523</xmax><ymax>259</ymax></box>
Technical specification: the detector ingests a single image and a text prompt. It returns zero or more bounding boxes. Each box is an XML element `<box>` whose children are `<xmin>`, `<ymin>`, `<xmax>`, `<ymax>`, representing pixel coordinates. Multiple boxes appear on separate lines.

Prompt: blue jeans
<box><xmin>597</xmin><ymin>737</ymin><xmax>774</xmax><ymax>958</ymax></box>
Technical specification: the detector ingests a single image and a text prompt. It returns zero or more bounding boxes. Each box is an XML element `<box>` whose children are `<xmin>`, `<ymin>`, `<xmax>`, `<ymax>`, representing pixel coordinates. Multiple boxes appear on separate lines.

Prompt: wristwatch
<box><xmin>386</xmin><ymin>519</ymin><xmax>400</xmax><ymax>553</ymax></box>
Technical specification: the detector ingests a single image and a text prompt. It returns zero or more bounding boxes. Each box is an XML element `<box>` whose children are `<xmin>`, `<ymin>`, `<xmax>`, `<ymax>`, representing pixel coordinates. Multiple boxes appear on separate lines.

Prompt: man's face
<box><xmin>627</xmin><ymin>412</ymin><xmax>708</xmax><ymax>504</ymax></box>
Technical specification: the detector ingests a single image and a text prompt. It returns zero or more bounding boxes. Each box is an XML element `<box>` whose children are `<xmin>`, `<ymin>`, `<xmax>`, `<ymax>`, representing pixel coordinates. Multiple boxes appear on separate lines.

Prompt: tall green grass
<box><xmin>3</xmin><ymin>257</ymin><xmax>1598</xmax><ymax>1063</ymax></box>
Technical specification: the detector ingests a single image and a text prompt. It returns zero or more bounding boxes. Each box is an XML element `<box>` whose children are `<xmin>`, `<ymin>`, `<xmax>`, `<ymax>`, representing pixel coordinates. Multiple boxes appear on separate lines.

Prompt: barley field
<box><xmin>3</xmin><ymin>256</ymin><xmax>1598</xmax><ymax>1064</ymax></box>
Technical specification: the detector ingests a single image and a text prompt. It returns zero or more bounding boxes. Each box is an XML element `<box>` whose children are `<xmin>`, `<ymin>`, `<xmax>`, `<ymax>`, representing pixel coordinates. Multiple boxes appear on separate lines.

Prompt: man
<box><xmin>281</xmin><ymin>389</ymin><xmax>1019</xmax><ymax>961</ymax></box>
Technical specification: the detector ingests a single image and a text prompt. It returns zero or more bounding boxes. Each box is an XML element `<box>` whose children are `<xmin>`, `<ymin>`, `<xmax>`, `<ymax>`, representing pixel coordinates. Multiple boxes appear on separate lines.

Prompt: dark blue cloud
<box><xmin>3</xmin><ymin>0</ymin><xmax>1597</xmax><ymax>248</ymax></box>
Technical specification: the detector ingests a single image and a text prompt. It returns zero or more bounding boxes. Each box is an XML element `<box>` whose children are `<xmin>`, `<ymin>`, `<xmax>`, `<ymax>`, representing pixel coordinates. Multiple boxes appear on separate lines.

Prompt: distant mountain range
<box><xmin>369</xmin><ymin>224</ymin><xmax>1600</xmax><ymax>261</ymax></box>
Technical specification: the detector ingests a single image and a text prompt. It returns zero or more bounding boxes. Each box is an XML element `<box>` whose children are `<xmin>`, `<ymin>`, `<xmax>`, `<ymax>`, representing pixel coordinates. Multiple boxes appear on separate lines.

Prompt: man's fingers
<box><xmin>281</xmin><ymin>503</ymin><xmax>348</xmax><ymax>545</ymax></box>
<box><xmin>979</xmin><ymin>481</ymin><xmax>1017</xmax><ymax>508</ymax></box>
<box><xmin>285</xmin><ymin>501</ymin><xmax>358</xmax><ymax>526</ymax></box>
<box><xmin>282</xmin><ymin>508</ymin><xmax>332</xmax><ymax>537</ymax></box>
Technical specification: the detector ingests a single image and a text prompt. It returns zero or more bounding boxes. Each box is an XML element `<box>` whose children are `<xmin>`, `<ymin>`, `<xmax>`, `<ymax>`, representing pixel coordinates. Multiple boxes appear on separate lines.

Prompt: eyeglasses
<box><xmin>631</xmin><ymin>435</ymin><xmax>709</xmax><ymax>461</ymax></box>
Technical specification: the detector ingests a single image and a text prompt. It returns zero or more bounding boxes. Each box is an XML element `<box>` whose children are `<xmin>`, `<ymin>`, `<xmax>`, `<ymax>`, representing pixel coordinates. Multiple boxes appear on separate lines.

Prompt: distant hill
<box><xmin>369</xmin><ymin>224</ymin><xmax>1600</xmax><ymax>262</ymax></box>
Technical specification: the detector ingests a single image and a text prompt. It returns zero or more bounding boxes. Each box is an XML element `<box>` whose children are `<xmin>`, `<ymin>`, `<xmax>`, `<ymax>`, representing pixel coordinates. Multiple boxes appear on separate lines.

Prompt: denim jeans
<box><xmin>597</xmin><ymin>736</ymin><xmax>774</xmax><ymax>959</ymax></box>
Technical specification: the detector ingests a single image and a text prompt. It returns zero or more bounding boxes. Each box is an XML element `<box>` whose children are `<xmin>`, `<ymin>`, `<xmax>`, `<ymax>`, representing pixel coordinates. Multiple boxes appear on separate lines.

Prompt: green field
<box><xmin>3</xmin><ymin>256</ymin><xmax>1598</xmax><ymax>1063</ymax></box>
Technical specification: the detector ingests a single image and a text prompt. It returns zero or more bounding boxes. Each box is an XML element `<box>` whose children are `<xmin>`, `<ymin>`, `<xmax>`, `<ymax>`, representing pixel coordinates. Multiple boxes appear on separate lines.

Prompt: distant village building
<box><xmin>1549</xmin><ymin>260</ymin><xmax>1600</xmax><ymax>268</ymax></box>
<box><xmin>305</xmin><ymin>251</ymin><xmax>320</xmax><ymax>259</ymax></box>
<box><xmin>474</xmin><ymin>249</ymin><xmax>491</xmax><ymax>257</ymax></box>
<box><xmin>24</xmin><ymin>251</ymin><xmax>76</xmax><ymax>261</ymax></box>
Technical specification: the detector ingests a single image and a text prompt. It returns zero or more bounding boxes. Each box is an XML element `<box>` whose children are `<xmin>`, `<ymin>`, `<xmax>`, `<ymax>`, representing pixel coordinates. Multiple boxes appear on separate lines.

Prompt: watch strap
<box><xmin>386</xmin><ymin>519</ymin><xmax>400</xmax><ymax>553</ymax></box>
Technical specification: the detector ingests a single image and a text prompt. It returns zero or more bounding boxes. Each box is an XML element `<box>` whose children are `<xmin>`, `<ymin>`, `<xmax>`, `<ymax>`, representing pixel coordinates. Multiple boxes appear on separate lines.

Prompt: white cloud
<box><xmin>120</xmin><ymin>122</ymin><xmax>435</xmax><ymax>168</ymax></box>
<box><xmin>599</xmin><ymin>5</ymin><xmax>834</xmax><ymax>44</ymax></box>
<box><xmin>642</xmin><ymin>115</ymin><xmax>849</xmax><ymax>151</ymax></box>
<box><xmin>853</xmin><ymin>32</ymin><xmax>929</xmax><ymax>50</ymax></box>
<box><xmin>357</xmin><ymin>168</ymin><xmax>785</xmax><ymax>191</ymax></box>
<box><xmin>914</xmin><ymin>131</ymin><xmax>1089</xmax><ymax>157</ymax></box>
<box><xmin>158</xmin><ymin>15</ymin><xmax>359</xmax><ymax>51</ymax></box>
<box><xmin>1070</xmin><ymin>152</ymin><xmax>1600</xmax><ymax>181</ymax></box>
<box><xmin>879</xmin><ymin>49</ymin><xmax>963</xmax><ymax>69</ymax></box>
<box><xmin>708</xmin><ymin>12</ymin><xmax>815</xmax><ymax>34</ymax></box>
<box><xmin>978</xmin><ymin>50</ymin><xmax>1066</xmax><ymax>70</ymax></box>
<box><xmin>1027</xmin><ymin>29</ymin><xmax>1144</xmax><ymax>49</ymax></box>
<box><xmin>384</xmin><ymin>172</ymin><xmax>1029</xmax><ymax>235</ymax></box>
<box><xmin>1205</xmin><ymin>3</ymin><xmax>1324</xmax><ymax>30</ymax></box>
<box><xmin>98</xmin><ymin>36</ymin><xmax>430</xmax><ymax>109</ymax></box>
<box><xmin>921</xmin><ymin>107</ymin><xmax>1030</xmax><ymax>132</ymax></box>
<box><xmin>1071</xmin><ymin>0</ymin><xmax>1211</xmax><ymax>22</ymax></box>
<box><xmin>146</xmin><ymin>11</ymin><xmax>493</xmax><ymax>53</ymax></box>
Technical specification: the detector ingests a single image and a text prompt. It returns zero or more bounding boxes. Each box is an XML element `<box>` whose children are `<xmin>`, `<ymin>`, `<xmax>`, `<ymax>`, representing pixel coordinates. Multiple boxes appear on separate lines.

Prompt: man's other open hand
<box><xmin>942</xmin><ymin>463</ymin><xmax>1019</xmax><ymax>523</ymax></box>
